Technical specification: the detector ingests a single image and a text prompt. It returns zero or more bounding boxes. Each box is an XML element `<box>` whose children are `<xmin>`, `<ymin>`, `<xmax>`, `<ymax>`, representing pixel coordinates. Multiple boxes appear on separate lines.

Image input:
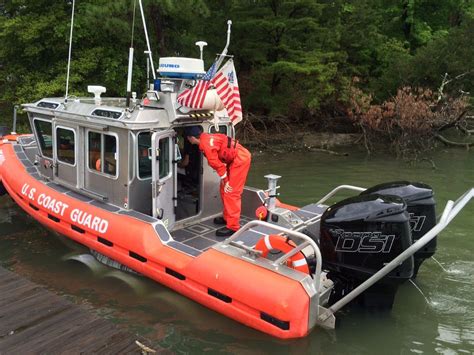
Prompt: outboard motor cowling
<box><xmin>320</xmin><ymin>194</ymin><xmax>414</xmax><ymax>309</ymax></box>
<box><xmin>360</xmin><ymin>181</ymin><xmax>436</xmax><ymax>277</ymax></box>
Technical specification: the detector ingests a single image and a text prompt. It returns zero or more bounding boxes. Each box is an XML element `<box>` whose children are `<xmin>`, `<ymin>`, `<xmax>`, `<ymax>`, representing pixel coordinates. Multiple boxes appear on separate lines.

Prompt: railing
<box><xmin>315</xmin><ymin>184</ymin><xmax>366</xmax><ymax>205</ymax></box>
<box><xmin>317</xmin><ymin>188</ymin><xmax>474</xmax><ymax>328</ymax></box>
<box><xmin>221</xmin><ymin>220</ymin><xmax>323</xmax><ymax>301</ymax></box>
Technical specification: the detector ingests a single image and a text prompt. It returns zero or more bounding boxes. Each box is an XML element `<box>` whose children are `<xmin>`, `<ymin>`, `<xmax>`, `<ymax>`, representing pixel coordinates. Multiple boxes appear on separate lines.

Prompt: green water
<box><xmin>0</xmin><ymin>148</ymin><xmax>473</xmax><ymax>354</ymax></box>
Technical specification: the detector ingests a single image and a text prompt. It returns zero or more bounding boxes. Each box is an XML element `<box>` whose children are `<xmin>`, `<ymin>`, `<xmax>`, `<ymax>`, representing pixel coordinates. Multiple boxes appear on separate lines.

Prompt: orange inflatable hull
<box><xmin>0</xmin><ymin>140</ymin><xmax>311</xmax><ymax>339</ymax></box>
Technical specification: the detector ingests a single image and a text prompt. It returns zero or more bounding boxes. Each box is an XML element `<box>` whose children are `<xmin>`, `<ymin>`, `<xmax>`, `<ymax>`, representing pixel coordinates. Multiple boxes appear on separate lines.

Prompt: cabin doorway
<box><xmin>175</xmin><ymin>126</ymin><xmax>202</xmax><ymax>222</ymax></box>
<box><xmin>151</xmin><ymin>130</ymin><xmax>176</xmax><ymax>229</ymax></box>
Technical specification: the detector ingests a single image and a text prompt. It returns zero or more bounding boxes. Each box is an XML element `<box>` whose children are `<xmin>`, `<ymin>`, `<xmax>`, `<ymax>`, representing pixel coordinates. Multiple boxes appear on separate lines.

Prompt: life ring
<box><xmin>255</xmin><ymin>234</ymin><xmax>310</xmax><ymax>275</ymax></box>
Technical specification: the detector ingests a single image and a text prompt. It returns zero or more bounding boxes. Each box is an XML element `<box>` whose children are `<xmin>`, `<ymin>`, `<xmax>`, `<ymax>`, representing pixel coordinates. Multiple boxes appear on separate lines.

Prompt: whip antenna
<box><xmin>126</xmin><ymin>0</ymin><xmax>137</xmax><ymax>106</ymax></box>
<box><xmin>138</xmin><ymin>0</ymin><xmax>156</xmax><ymax>80</ymax></box>
<box><xmin>65</xmin><ymin>0</ymin><xmax>76</xmax><ymax>102</ymax></box>
<box><xmin>215</xmin><ymin>20</ymin><xmax>232</xmax><ymax>70</ymax></box>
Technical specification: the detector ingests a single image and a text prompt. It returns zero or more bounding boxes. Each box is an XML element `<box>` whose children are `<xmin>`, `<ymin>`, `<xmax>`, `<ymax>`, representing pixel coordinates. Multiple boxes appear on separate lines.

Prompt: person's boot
<box><xmin>213</xmin><ymin>216</ymin><xmax>226</xmax><ymax>225</ymax></box>
<box><xmin>216</xmin><ymin>226</ymin><xmax>235</xmax><ymax>237</ymax></box>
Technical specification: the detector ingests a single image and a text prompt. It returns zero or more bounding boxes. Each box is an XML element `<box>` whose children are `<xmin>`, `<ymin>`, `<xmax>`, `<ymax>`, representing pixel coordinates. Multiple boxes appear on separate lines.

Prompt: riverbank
<box><xmin>241</xmin><ymin>130</ymin><xmax>361</xmax><ymax>156</ymax></box>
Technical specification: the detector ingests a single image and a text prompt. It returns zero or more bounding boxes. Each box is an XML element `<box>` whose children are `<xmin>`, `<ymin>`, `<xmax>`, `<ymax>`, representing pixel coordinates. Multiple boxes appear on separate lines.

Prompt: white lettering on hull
<box><xmin>20</xmin><ymin>182</ymin><xmax>109</xmax><ymax>234</ymax></box>
<box><xmin>70</xmin><ymin>209</ymin><xmax>108</xmax><ymax>234</ymax></box>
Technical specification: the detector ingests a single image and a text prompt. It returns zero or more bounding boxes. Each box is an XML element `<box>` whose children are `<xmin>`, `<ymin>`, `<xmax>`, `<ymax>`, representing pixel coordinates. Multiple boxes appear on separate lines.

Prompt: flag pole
<box><xmin>215</xmin><ymin>20</ymin><xmax>232</xmax><ymax>71</ymax></box>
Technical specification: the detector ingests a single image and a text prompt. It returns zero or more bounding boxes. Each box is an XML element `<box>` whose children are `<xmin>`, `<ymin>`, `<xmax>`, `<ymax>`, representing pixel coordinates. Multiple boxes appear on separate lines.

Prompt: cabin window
<box><xmin>56</xmin><ymin>127</ymin><xmax>75</xmax><ymax>165</ymax></box>
<box><xmin>137</xmin><ymin>132</ymin><xmax>152</xmax><ymax>179</ymax></box>
<box><xmin>87</xmin><ymin>131</ymin><xmax>118</xmax><ymax>177</ymax></box>
<box><xmin>33</xmin><ymin>119</ymin><xmax>53</xmax><ymax>158</ymax></box>
<box><xmin>37</xmin><ymin>101</ymin><xmax>59</xmax><ymax>109</ymax></box>
<box><xmin>91</xmin><ymin>109</ymin><xmax>122</xmax><ymax>119</ymax></box>
<box><xmin>159</xmin><ymin>137</ymin><xmax>171</xmax><ymax>179</ymax></box>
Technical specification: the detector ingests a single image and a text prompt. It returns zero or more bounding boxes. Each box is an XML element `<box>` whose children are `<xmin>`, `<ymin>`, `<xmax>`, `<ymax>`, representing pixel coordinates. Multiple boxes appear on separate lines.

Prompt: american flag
<box><xmin>177</xmin><ymin>61</ymin><xmax>217</xmax><ymax>109</ymax></box>
<box><xmin>211</xmin><ymin>59</ymin><xmax>242</xmax><ymax>125</ymax></box>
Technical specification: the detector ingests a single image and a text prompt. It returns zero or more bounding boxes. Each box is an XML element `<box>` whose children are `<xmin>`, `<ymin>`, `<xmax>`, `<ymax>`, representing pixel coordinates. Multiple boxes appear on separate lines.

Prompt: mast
<box><xmin>138</xmin><ymin>0</ymin><xmax>156</xmax><ymax>80</ymax></box>
<box><xmin>126</xmin><ymin>0</ymin><xmax>137</xmax><ymax>107</ymax></box>
<box><xmin>64</xmin><ymin>0</ymin><xmax>76</xmax><ymax>102</ymax></box>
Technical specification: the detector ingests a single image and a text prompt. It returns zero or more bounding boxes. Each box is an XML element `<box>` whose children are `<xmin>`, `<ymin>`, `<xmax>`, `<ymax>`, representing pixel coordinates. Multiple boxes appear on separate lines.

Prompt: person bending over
<box><xmin>185</xmin><ymin>126</ymin><xmax>251</xmax><ymax>237</ymax></box>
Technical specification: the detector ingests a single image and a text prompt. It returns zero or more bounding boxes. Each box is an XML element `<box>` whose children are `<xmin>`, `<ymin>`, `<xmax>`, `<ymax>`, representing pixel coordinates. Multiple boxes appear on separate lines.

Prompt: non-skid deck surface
<box><xmin>171</xmin><ymin>215</ymin><xmax>288</xmax><ymax>251</ymax></box>
<box><xmin>0</xmin><ymin>267</ymin><xmax>159</xmax><ymax>354</ymax></box>
<box><xmin>170</xmin><ymin>203</ymin><xmax>326</xmax><ymax>253</ymax></box>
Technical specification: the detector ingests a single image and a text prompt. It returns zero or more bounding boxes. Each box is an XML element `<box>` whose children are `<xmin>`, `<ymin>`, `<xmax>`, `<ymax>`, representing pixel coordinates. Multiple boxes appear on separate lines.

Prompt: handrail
<box><xmin>316</xmin><ymin>184</ymin><xmax>366</xmax><ymax>205</ymax></box>
<box><xmin>221</xmin><ymin>220</ymin><xmax>323</xmax><ymax>304</ymax></box>
<box><xmin>318</xmin><ymin>188</ymin><xmax>474</xmax><ymax>325</ymax></box>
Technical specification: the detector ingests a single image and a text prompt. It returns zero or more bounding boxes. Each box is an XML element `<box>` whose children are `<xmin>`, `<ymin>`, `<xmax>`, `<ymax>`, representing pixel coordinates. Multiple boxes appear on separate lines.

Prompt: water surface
<box><xmin>1</xmin><ymin>148</ymin><xmax>473</xmax><ymax>354</ymax></box>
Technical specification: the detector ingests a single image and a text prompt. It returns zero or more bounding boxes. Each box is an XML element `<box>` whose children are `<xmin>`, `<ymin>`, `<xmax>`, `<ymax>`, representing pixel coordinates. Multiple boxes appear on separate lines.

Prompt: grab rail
<box><xmin>221</xmin><ymin>219</ymin><xmax>323</xmax><ymax>294</ymax></box>
<box><xmin>317</xmin><ymin>188</ymin><xmax>474</xmax><ymax>328</ymax></box>
<box><xmin>316</xmin><ymin>184</ymin><xmax>366</xmax><ymax>205</ymax></box>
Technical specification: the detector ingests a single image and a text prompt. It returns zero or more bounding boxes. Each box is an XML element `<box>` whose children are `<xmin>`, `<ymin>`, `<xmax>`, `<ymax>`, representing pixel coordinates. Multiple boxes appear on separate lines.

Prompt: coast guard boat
<box><xmin>0</xmin><ymin>6</ymin><xmax>473</xmax><ymax>339</ymax></box>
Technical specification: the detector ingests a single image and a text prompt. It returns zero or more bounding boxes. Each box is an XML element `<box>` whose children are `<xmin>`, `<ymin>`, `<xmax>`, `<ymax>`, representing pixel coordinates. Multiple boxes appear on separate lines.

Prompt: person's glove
<box><xmin>224</xmin><ymin>181</ymin><xmax>233</xmax><ymax>193</ymax></box>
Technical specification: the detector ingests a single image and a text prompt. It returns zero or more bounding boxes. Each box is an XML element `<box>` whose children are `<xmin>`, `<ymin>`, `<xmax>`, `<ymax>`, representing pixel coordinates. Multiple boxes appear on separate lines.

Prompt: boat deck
<box><xmin>0</xmin><ymin>267</ymin><xmax>158</xmax><ymax>353</ymax></box>
<box><xmin>170</xmin><ymin>200</ymin><xmax>326</xmax><ymax>253</ymax></box>
<box><xmin>12</xmin><ymin>138</ymin><xmax>325</xmax><ymax>258</ymax></box>
<box><xmin>171</xmin><ymin>214</ymin><xmax>258</xmax><ymax>251</ymax></box>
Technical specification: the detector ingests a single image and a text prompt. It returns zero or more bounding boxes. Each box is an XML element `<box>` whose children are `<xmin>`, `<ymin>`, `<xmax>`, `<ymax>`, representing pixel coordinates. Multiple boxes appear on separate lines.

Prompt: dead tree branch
<box><xmin>435</xmin><ymin>133</ymin><xmax>474</xmax><ymax>148</ymax></box>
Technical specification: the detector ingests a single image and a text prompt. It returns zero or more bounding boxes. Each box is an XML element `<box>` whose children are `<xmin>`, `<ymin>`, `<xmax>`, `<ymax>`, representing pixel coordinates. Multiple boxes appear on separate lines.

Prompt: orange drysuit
<box><xmin>199</xmin><ymin>133</ymin><xmax>251</xmax><ymax>231</ymax></box>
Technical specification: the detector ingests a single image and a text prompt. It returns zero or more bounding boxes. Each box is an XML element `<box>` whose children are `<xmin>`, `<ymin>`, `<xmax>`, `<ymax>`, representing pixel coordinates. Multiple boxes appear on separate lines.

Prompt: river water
<box><xmin>0</xmin><ymin>148</ymin><xmax>473</xmax><ymax>354</ymax></box>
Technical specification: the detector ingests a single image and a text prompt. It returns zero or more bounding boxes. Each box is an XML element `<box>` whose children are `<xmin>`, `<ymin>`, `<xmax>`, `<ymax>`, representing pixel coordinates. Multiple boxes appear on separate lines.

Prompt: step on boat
<box><xmin>0</xmin><ymin>5</ymin><xmax>473</xmax><ymax>339</ymax></box>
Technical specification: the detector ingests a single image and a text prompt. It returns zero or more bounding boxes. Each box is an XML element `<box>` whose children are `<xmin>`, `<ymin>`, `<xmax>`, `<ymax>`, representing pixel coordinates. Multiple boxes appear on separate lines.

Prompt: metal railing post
<box><xmin>12</xmin><ymin>105</ymin><xmax>19</xmax><ymax>134</ymax></box>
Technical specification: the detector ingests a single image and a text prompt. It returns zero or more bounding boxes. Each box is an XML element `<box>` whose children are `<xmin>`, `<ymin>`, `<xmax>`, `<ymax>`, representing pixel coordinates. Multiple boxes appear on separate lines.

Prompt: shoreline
<box><xmin>241</xmin><ymin>131</ymin><xmax>360</xmax><ymax>156</ymax></box>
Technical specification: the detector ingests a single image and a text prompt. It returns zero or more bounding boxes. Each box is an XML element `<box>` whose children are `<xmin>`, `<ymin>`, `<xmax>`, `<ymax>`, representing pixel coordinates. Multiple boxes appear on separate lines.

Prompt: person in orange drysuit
<box><xmin>185</xmin><ymin>126</ymin><xmax>251</xmax><ymax>237</ymax></box>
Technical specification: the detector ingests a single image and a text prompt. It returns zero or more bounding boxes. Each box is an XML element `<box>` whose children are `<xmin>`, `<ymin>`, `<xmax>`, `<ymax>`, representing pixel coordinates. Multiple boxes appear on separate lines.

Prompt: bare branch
<box><xmin>435</xmin><ymin>133</ymin><xmax>474</xmax><ymax>148</ymax></box>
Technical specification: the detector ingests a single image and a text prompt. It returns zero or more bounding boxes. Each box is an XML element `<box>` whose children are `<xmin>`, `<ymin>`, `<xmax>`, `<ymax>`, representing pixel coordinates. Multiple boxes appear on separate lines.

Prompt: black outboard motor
<box><xmin>360</xmin><ymin>181</ymin><xmax>436</xmax><ymax>277</ymax></box>
<box><xmin>320</xmin><ymin>194</ymin><xmax>414</xmax><ymax>310</ymax></box>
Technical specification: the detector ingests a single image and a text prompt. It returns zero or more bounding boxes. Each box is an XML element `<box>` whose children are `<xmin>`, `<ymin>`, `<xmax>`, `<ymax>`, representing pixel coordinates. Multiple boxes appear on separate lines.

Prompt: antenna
<box><xmin>64</xmin><ymin>0</ymin><xmax>76</xmax><ymax>102</ymax></box>
<box><xmin>138</xmin><ymin>0</ymin><xmax>156</xmax><ymax>80</ymax></box>
<box><xmin>215</xmin><ymin>20</ymin><xmax>232</xmax><ymax>70</ymax></box>
<box><xmin>195</xmin><ymin>41</ymin><xmax>208</xmax><ymax>60</ymax></box>
<box><xmin>126</xmin><ymin>0</ymin><xmax>137</xmax><ymax>107</ymax></box>
<box><xmin>145</xmin><ymin>51</ymin><xmax>151</xmax><ymax>90</ymax></box>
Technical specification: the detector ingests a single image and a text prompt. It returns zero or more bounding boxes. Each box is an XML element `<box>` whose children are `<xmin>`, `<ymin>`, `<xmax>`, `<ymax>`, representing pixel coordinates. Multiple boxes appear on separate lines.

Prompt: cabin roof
<box><xmin>23</xmin><ymin>93</ymin><xmax>229</xmax><ymax>131</ymax></box>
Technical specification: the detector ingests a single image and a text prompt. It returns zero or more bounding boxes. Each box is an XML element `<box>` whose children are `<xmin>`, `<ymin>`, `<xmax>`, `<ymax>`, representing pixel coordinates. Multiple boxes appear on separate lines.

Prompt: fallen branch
<box><xmin>435</xmin><ymin>133</ymin><xmax>474</xmax><ymax>148</ymax></box>
<box><xmin>457</xmin><ymin>125</ymin><xmax>474</xmax><ymax>136</ymax></box>
<box><xmin>306</xmin><ymin>147</ymin><xmax>349</xmax><ymax>156</ymax></box>
<box><xmin>436</xmin><ymin>110</ymin><xmax>467</xmax><ymax>132</ymax></box>
<box><xmin>420</xmin><ymin>158</ymin><xmax>437</xmax><ymax>170</ymax></box>
<box><xmin>135</xmin><ymin>340</ymin><xmax>156</xmax><ymax>354</ymax></box>
<box><xmin>436</xmin><ymin>71</ymin><xmax>474</xmax><ymax>103</ymax></box>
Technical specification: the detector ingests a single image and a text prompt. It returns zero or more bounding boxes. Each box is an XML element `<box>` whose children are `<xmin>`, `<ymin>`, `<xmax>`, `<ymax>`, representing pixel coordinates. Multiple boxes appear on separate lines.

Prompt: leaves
<box><xmin>0</xmin><ymin>0</ymin><xmax>472</xmax><ymax>129</ymax></box>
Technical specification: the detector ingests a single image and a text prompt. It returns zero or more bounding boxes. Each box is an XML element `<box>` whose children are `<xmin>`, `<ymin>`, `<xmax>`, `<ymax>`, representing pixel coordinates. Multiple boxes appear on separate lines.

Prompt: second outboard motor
<box><xmin>360</xmin><ymin>181</ymin><xmax>436</xmax><ymax>277</ymax></box>
<box><xmin>320</xmin><ymin>194</ymin><xmax>414</xmax><ymax>310</ymax></box>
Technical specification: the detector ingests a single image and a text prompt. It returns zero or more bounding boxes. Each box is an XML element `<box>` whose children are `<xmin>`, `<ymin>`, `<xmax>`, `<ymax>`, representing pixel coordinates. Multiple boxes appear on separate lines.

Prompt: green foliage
<box><xmin>0</xmin><ymin>0</ymin><xmax>472</xmax><ymax>127</ymax></box>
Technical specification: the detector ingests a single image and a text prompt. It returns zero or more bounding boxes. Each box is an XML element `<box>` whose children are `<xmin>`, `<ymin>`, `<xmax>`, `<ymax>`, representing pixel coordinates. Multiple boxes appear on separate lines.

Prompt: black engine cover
<box><xmin>360</xmin><ymin>181</ymin><xmax>436</xmax><ymax>276</ymax></box>
<box><xmin>320</xmin><ymin>194</ymin><xmax>414</xmax><ymax>283</ymax></box>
